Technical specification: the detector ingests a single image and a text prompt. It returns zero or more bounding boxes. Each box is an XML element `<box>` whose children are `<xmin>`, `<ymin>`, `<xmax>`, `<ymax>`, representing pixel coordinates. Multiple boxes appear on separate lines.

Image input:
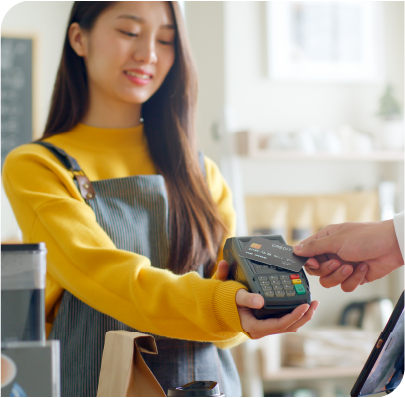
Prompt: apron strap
<box><xmin>32</xmin><ymin>143</ymin><xmax>207</xmax><ymax>203</ymax></box>
<box><xmin>33</xmin><ymin>141</ymin><xmax>208</xmax><ymax>278</ymax></box>
<box><xmin>33</xmin><ymin>141</ymin><xmax>81</xmax><ymax>171</ymax></box>
<box><xmin>32</xmin><ymin>141</ymin><xmax>96</xmax><ymax>200</ymax></box>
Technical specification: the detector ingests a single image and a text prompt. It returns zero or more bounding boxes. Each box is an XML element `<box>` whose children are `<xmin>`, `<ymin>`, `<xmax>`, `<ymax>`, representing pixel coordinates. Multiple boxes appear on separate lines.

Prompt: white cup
<box><xmin>1</xmin><ymin>354</ymin><xmax>17</xmax><ymax>389</ymax></box>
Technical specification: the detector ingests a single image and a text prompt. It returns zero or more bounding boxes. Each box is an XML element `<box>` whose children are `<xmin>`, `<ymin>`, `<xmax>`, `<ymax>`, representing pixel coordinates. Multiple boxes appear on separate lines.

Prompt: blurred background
<box><xmin>1</xmin><ymin>1</ymin><xmax>404</xmax><ymax>396</ymax></box>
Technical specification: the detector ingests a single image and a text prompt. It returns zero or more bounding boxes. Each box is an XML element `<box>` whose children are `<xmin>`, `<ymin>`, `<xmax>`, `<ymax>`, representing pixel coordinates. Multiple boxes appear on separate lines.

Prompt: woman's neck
<box><xmin>81</xmin><ymin>84</ymin><xmax>142</xmax><ymax>129</ymax></box>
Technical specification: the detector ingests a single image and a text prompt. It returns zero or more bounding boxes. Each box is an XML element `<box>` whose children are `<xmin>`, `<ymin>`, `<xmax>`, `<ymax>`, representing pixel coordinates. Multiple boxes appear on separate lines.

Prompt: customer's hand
<box><xmin>215</xmin><ymin>260</ymin><xmax>319</xmax><ymax>338</ymax></box>
<box><xmin>293</xmin><ymin>220</ymin><xmax>404</xmax><ymax>292</ymax></box>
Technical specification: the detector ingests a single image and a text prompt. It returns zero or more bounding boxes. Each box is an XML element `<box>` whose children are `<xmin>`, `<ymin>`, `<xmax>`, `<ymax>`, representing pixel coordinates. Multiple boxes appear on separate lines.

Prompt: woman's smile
<box><xmin>124</xmin><ymin>69</ymin><xmax>153</xmax><ymax>86</ymax></box>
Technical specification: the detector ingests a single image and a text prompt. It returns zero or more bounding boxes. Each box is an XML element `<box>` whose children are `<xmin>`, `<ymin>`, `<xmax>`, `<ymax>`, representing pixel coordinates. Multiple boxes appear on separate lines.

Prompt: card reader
<box><xmin>223</xmin><ymin>235</ymin><xmax>311</xmax><ymax>319</ymax></box>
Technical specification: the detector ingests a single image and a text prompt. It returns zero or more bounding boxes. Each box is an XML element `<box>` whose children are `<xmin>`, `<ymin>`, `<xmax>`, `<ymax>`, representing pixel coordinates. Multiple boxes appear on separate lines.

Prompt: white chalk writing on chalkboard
<box><xmin>1</xmin><ymin>37</ymin><xmax>33</xmax><ymax>166</ymax></box>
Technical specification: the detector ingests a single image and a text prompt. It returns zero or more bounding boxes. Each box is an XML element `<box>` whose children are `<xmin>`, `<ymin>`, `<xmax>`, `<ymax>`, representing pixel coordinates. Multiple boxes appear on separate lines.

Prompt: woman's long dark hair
<box><xmin>41</xmin><ymin>1</ymin><xmax>228</xmax><ymax>275</ymax></box>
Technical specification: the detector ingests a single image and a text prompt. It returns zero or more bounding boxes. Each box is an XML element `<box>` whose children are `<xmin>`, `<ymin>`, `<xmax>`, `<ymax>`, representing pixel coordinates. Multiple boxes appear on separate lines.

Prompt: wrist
<box><xmin>380</xmin><ymin>219</ymin><xmax>404</xmax><ymax>266</ymax></box>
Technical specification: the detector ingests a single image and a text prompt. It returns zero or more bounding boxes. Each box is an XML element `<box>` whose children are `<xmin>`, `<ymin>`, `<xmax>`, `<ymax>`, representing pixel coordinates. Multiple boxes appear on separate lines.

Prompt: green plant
<box><xmin>377</xmin><ymin>85</ymin><xmax>403</xmax><ymax>120</ymax></box>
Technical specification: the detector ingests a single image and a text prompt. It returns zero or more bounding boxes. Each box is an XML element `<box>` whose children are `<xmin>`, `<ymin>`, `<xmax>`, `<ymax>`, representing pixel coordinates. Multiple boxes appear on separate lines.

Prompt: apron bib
<box><xmin>36</xmin><ymin>142</ymin><xmax>242</xmax><ymax>397</ymax></box>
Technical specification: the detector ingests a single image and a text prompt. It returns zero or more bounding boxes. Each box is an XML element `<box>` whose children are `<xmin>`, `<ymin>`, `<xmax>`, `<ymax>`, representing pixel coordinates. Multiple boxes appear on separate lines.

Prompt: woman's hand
<box><xmin>215</xmin><ymin>260</ymin><xmax>319</xmax><ymax>338</ymax></box>
<box><xmin>235</xmin><ymin>290</ymin><xmax>319</xmax><ymax>339</ymax></box>
<box><xmin>215</xmin><ymin>260</ymin><xmax>231</xmax><ymax>281</ymax></box>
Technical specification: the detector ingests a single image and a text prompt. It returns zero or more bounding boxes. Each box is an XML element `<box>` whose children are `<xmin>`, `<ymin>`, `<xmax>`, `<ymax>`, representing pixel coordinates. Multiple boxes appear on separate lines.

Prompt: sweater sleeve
<box><xmin>203</xmin><ymin>156</ymin><xmax>250</xmax><ymax>349</ymax></box>
<box><xmin>2</xmin><ymin>144</ymin><xmax>248</xmax><ymax>342</ymax></box>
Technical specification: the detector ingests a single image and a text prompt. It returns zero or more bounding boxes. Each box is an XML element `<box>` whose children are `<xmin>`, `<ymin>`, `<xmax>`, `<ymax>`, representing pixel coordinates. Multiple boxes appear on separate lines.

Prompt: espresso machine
<box><xmin>1</xmin><ymin>243</ymin><xmax>47</xmax><ymax>342</ymax></box>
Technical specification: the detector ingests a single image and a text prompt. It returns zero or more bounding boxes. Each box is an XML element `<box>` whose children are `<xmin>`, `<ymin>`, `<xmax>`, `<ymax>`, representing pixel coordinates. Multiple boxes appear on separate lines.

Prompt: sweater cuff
<box><xmin>214</xmin><ymin>332</ymin><xmax>250</xmax><ymax>350</ymax></box>
<box><xmin>212</xmin><ymin>280</ymin><xmax>247</xmax><ymax>333</ymax></box>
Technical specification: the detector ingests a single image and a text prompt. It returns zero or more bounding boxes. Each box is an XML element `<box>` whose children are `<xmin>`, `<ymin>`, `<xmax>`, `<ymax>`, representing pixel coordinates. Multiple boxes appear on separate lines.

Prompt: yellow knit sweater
<box><xmin>2</xmin><ymin>123</ymin><xmax>248</xmax><ymax>348</ymax></box>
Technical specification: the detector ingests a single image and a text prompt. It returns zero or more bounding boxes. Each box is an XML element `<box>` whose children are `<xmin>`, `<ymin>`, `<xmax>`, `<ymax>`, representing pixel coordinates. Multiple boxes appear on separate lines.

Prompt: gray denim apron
<box><xmin>35</xmin><ymin>142</ymin><xmax>242</xmax><ymax>397</ymax></box>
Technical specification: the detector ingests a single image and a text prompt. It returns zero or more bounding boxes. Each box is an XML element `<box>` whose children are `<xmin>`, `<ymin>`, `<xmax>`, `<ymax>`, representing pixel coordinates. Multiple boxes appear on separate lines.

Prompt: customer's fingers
<box><xmin>316</xmin><ymin>254</ymin><xmax>332</xmax><ymax>264</ymax></box>
<box><xmin>305</xmin><ymin>258</ymin><xmax>320</xmax><ymax>270</ymax></box>
<box><xmin>294</xmin><ymin>235</ymin><xmax>341</xmax><ymax>258</ymax></box>
<box><xmin>298</xmin><ymin>224</ymin><xmax>341</xmax><ymax>245</ymax></box>
<box><xmin>319</xmin><ymin>264</ymin><xmax>354</xmax><ymax>288</ymax></box>
<box><xmin>340</xmin><ymin>263</ymin><xmax>368</xmax><ymax>292</ymax></box>
<box><xmin>284</xmin><ymin>301</ymin><xmax>319</xmax><ymax>332</ymax></box>
<box><xmin>305</xmin><ymin>258</ymin><xmax>341</xmax><ymax>276</ymax></box>
<box><xmin>306</xmin><ymin>253</ymin><xmax>329</xmax><ymax>268</ymax></box>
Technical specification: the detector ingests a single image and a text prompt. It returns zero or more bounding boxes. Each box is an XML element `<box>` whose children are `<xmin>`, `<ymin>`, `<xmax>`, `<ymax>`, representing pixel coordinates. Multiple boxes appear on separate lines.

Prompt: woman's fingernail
<box><xmin>294</xmin><ymin>244</ymin><xmax>303</xmax><ymax>253</ymax></box>
<box><xmin>253</xmin><ymin>297</ymin><xmax>262</xmax><ymax>307</ymax></box>
<box><xmin>360</xmin><ymin>263</ymin><xmax>368</xmax><ymax>272</ymax></box>
<box><xmin>342</xmin><ymin>265</ymin><xmax>352</xmax><ymax>275</ymax></box>
<box><xmin>328</xmin><ymin>261</ymin><xmax>340</xmax><ymax>271</ymax></box>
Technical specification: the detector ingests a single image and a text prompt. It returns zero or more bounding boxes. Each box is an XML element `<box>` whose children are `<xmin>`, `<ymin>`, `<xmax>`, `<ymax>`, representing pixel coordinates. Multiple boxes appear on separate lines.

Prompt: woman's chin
<box><xmin>119</xmin><ymin>91</ymin><xmax>154</xmax><ymax>105</ymax></box>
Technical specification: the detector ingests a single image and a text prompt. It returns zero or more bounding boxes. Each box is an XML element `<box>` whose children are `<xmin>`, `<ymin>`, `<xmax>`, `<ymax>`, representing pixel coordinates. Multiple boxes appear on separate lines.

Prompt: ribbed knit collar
<box><xmin>65</xmin><ymin>123</ymin><xmax>146</xmax><ymax>150</ymax></box>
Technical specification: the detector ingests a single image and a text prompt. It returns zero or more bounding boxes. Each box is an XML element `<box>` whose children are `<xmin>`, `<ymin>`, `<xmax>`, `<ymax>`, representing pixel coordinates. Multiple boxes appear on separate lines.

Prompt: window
<box><xmin>267</xmin><ymin>1</ymin><xmax>382</xmax><ymax>82</ymax></box>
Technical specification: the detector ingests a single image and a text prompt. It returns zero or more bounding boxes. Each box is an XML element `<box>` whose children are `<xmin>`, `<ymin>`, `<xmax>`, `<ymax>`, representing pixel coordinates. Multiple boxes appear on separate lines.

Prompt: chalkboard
<box><xmin>1</xmin><ymin>36</ymin><xmax>33</xmax><ymax>167</ymax></box>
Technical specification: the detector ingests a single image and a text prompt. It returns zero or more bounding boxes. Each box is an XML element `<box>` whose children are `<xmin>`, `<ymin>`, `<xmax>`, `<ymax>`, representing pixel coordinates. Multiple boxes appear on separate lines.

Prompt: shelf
<box><xmin>235</xmin><ymin>131</ymin><xmax>404</xmax><ymax>161</ymax></box>
<box><xmin>262</xmin><ymin>365</ymin><xmax>363</xmax><ymax>381</ymax></box>
<box><xmin>240</xmin><ymin>150</ymin><xmax>404</xmax><ymax>162</ymax></box>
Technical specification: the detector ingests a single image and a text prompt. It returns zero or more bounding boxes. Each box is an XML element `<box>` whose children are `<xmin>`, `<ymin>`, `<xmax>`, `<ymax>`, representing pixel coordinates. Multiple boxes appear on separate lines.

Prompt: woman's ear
<box><xmin>68</xmin><ymin>22</ymin><xmax>88</xmax><ymax>57</ymax></box>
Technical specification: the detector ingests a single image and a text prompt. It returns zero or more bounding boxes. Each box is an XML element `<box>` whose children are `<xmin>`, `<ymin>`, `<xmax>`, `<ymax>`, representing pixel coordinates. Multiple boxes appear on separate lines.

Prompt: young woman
<box><xmin>3</xmin><ymin>2</ymin><xmax>319</xmax><ymax>396</ymax></box>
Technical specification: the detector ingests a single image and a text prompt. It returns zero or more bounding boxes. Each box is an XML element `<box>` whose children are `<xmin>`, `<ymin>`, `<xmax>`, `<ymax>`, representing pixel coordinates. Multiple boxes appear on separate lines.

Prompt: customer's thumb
<box><xmin>293</xmin><ymin>236</ymin><xmax>337</xmax><ymax>257</ymax></box>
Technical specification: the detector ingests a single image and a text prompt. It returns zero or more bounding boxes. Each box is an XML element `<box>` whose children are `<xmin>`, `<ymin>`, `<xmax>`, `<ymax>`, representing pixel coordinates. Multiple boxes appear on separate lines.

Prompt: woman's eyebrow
<box><xmin>116</xmin><ymin>14</ymin><xmax>175</xmax><ymax>30</ymax></box>
<box><xmin>117</xmin><ymin>14</ymin><xmax>144</xmax><ymax>22</ymax></box>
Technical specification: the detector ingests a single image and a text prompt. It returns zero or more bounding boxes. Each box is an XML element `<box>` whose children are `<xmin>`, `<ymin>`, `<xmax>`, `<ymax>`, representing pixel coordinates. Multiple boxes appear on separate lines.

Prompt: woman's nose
<box><xmin>133</xmin><ymin>37</ymin><xmax>157</xmax><ymax>64</ymax></box>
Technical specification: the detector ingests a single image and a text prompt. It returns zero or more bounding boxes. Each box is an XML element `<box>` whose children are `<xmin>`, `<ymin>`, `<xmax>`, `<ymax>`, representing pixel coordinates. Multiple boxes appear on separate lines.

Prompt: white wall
<box><xmin>187</xmin><ymin>1</ymin><xmax>404</xmax><ymax>202</ymax></box>
<box><xmin>222</xmin><ymin>0</ymin><xmax>403</xmax><ymax>200</ymax></box>
<box><xmin>224</xmin><ymin>1</ymin><xmax>403</xmax><ymax>135</ymax></box>
<box><xmin>1</xmin><ymin>1</ymin><xmax>73</xmax><ymax>241</ymax></box>
<box><xmin>185</xmin><ymin>1</ymin><xmax>226</xmax><ymax>164</ymax></box>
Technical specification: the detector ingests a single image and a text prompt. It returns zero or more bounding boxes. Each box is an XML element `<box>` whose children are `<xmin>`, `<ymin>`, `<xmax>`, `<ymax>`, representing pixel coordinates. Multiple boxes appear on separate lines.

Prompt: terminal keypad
<box><xmin>256</xmin><ymin>272</ymin><xmax>307</xmax><ymax>298</ymax></box>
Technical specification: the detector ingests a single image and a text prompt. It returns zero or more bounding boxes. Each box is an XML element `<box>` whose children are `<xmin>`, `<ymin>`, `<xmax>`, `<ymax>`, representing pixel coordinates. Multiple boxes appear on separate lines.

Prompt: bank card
<box><xmin>240</xmin><ymin>237</ymin><xmax>308</xmax><ymax>272</ymax></box>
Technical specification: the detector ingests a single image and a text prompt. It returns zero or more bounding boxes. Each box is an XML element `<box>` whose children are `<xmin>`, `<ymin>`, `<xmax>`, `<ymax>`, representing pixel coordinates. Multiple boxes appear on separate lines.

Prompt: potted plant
<box><xmin>376</xmin><ymin>85</ymin><xmax>404</xmax><ymax>150</ymax></box>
